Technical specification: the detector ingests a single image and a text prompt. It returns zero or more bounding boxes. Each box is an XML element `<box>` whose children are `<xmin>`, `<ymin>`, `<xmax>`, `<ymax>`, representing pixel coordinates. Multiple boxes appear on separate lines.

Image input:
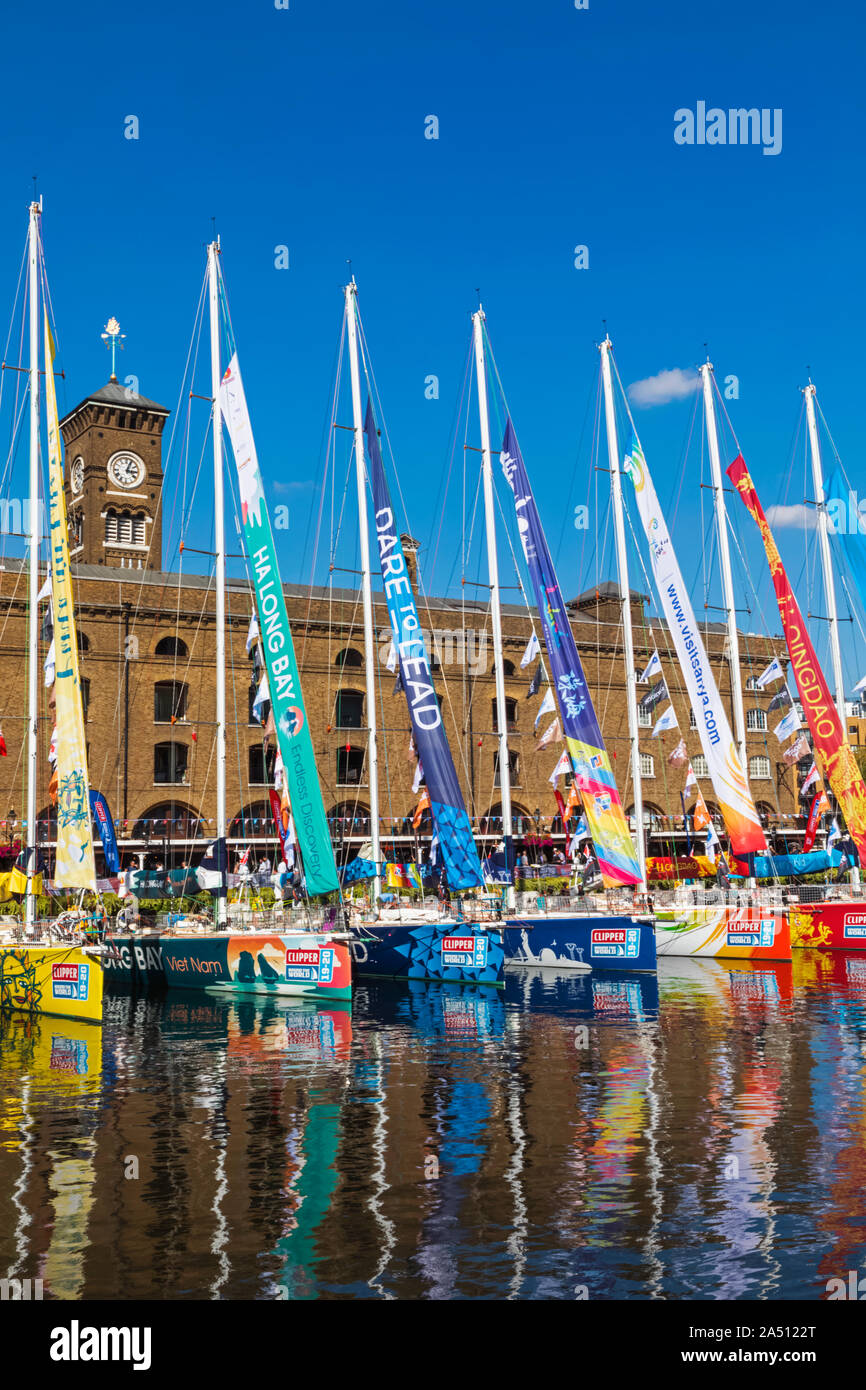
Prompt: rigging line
<box><xmin>554</xmin><ymin>365</ymin><xmax>596</xmax><ymax>569</ymax></box>
<box><xmin>428</xmin><ymin>336</ymin><xmax>474</xmax><ymax>588</ymax></box>
<box><xmin>0</xmin><ymin>231</ymin><xmax>29</xmax><ymax>432</ymax></box>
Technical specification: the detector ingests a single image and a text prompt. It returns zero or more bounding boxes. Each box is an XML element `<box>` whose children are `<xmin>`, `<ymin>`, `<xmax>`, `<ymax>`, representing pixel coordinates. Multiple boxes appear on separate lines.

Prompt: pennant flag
<box><xmin>803</xmin><ymin>788</ymin><xmax>831</xmax><ymax>852</ymax></box>
<box><xmin>704</xmin><ymin>823</ymin><xmax>717</xmax><ymax>867</ymax></box>
<box><xmin>412</xmin><ymin>758</ymin><xmax>425</xmax><ymax>794</ymax></box>
<box><xmin>412</xmin><ymin>788</ymin><xmax>431</xmax><ymax>829</ymax></box>
<box><xmin>245</xmin><ymin>612</ymin><xmax>259</xmax><ymax>654</ymax></box>
<box><xmin>37</xmin><ymin>568</ymin><xmax>52</xmax><ymax>603</ymax></box>
<box><xmin>89</xmin><ymin>789</ymin><xmax>120</xmax><ymax>875</ymax></box>
<box><xmin>565</xmin><ymin>780</ymin><xmax>582</xmax><ymax>817</ymax></box>
<box><xmin>252</xmin><ymin>670</ymin><xmax>270</xmax><ymax>723</ymax></box>
<box><xmin>44</xmin><ymin>638</ymin><xmax>56</xmax><ymax>688</ymax></box>
<box><xmin>783</xmin><ymin>733</ymin><xmax>811</xmax><ymax>766</ymax></box>
<box><xmin>527</xmin><ymin>665</ymin><xmax>542</xmax><ymax>698</ymax></box>
<box><xmin>0</xmin><ymin>727</ymin><xmax>6</xmax><ymax>757</ymax></box>
<box><xmin>639</xmin><ymin>679</ymin><xmax>668</xmax><ymax>713</ymax></box>
<box><xmin>768</xmin><ymin>687</ymin><xmax>793</xmax><ymax>714</ymax></box>
<box><xmin>800</xmin><ymin>761</ymin><xmax>819</xmax><ymax>797</ymax></box>
<box><xmin>191</xmin><ymin>728</ymin><xmax>198</xmax><ymax>743</ymax></box>
<box><xmin>392</xmin><ymin>668</ymin><xmax>403</xmax><ymax>695</ymax></box>
<box><xmin>755</xmin><ymin>656</ymin><xmax>785</xmax><ymax>689</ymax></box>
<box><xmin>534</xmin><ymin>687</ymin><xmax>556</xmax><ymax>729</ymax></box>
<box><xmin>684</xmin><ymin>762</ymin><xmax>699</xmax><ymax>798</ymax></box>
<box><xmin>548</xmin><ymin>750</ymin><xmax>572</xmax><ymax>785</ymax></box>
<box><xmin>652</xmin><ymin>704</ymin><xmax>679</xmax><ymax>737</ymax></box>
<box><xmin>774</xmin><ymin>707</ymin><xmax>802</xmax><ymax>742</ymax></box>
<box><xmin>827</xmin><ymin>817</ymin><xmax>842</xmax><ymax>848</ymax></box>
<box><xmin>854</xmin><ymin>673</ymin><xmax>866</xmax><ymax>694</ymax></box>
<box><xmin>537</xmin><ymin>717</ymin><xmax>562</xmax><ymax>749</ymax></box>
<box><xmin>386</xmin><ymin>640</ymin><xmax>397</xmax><ymax>672</ymax></box>
<box><xmin>668</xmin><ymin>737</ymin><xmax>688</xmax><ymax>768</ymax></box>
<box><xmin>637</xmin><ymin>650</ymin><xmax>662</xmax><ymax>684</ymax></box>
<box><xmin>521</xmin><ymin>631</ymin><xmax>540</xmax><ymax>668</ymax></box>
<box><xmin>41</xmin><ymin>602</ymin><xmax>54</xmax><ymax>645</ymax></box>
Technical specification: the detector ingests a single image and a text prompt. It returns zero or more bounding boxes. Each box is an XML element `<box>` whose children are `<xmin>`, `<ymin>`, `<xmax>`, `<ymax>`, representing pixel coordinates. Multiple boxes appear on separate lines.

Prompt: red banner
<box><xmin>803</xmin><ymin>790</ymin><xmax>830</xmax><ymax>852</ymax></box>
<box><xmin>268</xmin><ymin>789</ymin><xmax>289</xmax><ymax>862</ymax></box>
<box><xmin>728</xmin><ymin>454</ymin><xmax>866</xmax><ymax>863</ymax></box>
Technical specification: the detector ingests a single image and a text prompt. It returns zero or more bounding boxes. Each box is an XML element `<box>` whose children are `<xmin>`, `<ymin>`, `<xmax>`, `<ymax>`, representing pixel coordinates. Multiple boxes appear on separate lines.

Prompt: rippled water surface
<box><xmin>2</xmin><ymin>952</ymin><xmax>865</xmax><ymax>1300</ymax></box>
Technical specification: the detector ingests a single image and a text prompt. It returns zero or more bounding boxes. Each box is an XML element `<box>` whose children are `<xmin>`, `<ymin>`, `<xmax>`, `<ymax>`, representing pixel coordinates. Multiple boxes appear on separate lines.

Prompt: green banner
<box><xmin>220</xmin><ymin>350</ymin><xmax>339</xmax><ymax>897</ymax></box>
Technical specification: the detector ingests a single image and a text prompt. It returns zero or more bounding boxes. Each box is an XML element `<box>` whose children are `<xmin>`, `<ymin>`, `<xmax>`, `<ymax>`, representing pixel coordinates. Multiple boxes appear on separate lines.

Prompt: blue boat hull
<box><xmin>503</xmin><ymin>915</ymin><xmax>657</xmax><ymax>973</ymax></box>
<box><xmin>348</xmin><ymin>920</ymin><xmax>505</xmax><ymax>986</ymax></box>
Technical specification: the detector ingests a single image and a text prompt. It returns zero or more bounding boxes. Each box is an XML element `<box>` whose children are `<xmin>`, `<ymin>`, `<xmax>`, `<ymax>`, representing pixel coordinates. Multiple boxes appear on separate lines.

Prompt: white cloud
<box><xmin>627</xmin><ymin>367</ymin><xmax>701</xmax><ymax>407</ymax></box>
<box><xmin>765</xmin><ymin>503</ymin><xmax>818</xmax><ymax>531</ymax></box>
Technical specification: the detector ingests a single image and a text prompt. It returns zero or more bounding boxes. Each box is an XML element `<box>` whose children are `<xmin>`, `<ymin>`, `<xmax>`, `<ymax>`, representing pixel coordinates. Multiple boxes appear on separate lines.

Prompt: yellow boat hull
<box><xmin>0</xmin><ymin>944</ymin><xmax>104</xmax><ymax>1024</ymax></box>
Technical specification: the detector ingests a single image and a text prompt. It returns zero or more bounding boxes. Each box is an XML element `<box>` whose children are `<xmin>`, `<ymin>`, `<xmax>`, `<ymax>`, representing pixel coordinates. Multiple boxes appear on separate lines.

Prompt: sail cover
<box><xmin>44</xmin><ymin>313</ymin><xmax>97</xmax><ymax>889</ymax></box>
<box><xmin>624</xmin><ymin>438</ymin><xmax>766</xmax><ymax>856</ymax></box>
<box><xmin>220</xmin><ymin>351</ymin><xmax>339</xmax><ymax>897</ymax></box>
<box><xmin>500</xmin><ymin>419</ymin><xmax>641</xmax><ymax>888</ymax></box>
<box><xmin>365</xmin><ymin>401</ymin><xmax>484</xmax><ymax>890</ymax></box>
<box><xmin>729</xmin><ymin>454</ymin><xmax>866</xmax><ymax>864</ymax></box>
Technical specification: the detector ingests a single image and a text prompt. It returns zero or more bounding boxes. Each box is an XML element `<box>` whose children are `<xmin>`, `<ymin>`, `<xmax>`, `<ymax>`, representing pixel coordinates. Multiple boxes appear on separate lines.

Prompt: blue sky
<box><xmin>3</xmin><ymin>0</ymin><xmax>866</xmax><ymax>690</ymax></box>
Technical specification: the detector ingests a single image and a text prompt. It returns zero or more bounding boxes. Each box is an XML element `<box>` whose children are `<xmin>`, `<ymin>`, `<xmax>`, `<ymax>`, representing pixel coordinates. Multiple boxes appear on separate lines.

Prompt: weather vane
<box><xmin>101</xmin><ymin>317</ymin><xmax>126</xmax><ymax>382</ymax></box>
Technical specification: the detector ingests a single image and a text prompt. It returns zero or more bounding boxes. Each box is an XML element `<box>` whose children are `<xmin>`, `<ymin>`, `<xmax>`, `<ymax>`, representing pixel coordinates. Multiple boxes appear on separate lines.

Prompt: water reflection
<box><xmin>0</xmin><ymin>957</ymin><xmax>864</xmax><ymax>1299</ymax></box>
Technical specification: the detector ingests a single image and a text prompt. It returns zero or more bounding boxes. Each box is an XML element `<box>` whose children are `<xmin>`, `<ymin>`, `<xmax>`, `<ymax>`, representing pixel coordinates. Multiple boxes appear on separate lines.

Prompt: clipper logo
<box><xmin>279</xmin><ymin>705</ymin><xmax>305</xmax><ymax>739</ymax></box>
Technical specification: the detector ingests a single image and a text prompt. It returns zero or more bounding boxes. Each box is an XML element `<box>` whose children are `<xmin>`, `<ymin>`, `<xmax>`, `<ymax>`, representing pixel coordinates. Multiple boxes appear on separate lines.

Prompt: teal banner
<box><xmin>220</xmin><ymin>349</ymin><xmax>339</xmax><ymax>897</ymax></box>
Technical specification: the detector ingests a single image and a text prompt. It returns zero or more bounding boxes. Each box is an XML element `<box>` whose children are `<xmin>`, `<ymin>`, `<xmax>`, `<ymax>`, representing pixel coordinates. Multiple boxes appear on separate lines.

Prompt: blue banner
<box><xmin>89</xmin><ymin>790</ymin><xmax>120</xmax><ymax>874</ymax></box>
<box><xmin>500</xmin><ymin>419</ymin><xmax>641</xmax><ymax>888</ymax></box>
<box><xmin>365</xmin><ymin>400</ymin><xmax>483</xmax><ymax>891</ymax></box>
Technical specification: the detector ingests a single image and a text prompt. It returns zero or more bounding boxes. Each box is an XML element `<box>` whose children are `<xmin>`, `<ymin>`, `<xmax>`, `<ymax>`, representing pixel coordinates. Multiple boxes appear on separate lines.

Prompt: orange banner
<box><xmin>728</xmin><ymin>455</ymin><xmax>866</xmax><ymax>862</ymax></box>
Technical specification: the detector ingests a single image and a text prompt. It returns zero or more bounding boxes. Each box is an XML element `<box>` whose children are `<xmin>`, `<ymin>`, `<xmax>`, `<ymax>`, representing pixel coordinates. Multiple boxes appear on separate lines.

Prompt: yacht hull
<box><xmin>159</xmin><ymin>931</ymin><xmax>352</xmax><ymax>1000</ymax></box>
<box><xmin>503</xmin><ymin>915</ymin><xmax>657</xmax><ymax>972</ymax></box>
<box><xmin>348</xmin><ymin>920</ymin><xmax>505</xmax><ymax>985</ymax></box>
<box><xmin>0</xmin><ymin>943</ymin><xmax>104</xmax><ymax>1023</ymax></box>
<box><xmin>655</xmin><ymin>907</ymin><xmax>791</xmax><ymax>960</ymax></box>
<box><xmin>788</xmin><ymin>901</ymin><xmax>866</xmax><ymax>951</ymax></box>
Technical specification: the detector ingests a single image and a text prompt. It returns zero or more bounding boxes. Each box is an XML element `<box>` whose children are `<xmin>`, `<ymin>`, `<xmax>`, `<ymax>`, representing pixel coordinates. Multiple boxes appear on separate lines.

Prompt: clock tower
<box><xmin>60</xmin><ymin>377</ymin><xmax>170</xmax><ymax>571</ymax></box>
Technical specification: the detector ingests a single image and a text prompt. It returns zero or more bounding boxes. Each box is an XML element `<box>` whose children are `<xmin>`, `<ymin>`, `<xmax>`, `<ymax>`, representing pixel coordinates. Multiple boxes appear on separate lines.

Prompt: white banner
<box><xmin>624</xmin><ymin>441</ymin><xmax>766</xmax><ymax>855</ymax></box>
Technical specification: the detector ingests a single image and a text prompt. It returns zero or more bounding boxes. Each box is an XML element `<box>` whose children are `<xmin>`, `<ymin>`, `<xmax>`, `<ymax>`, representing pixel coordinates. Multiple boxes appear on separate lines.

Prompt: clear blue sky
<box><xmin>3</xmin><ymin>0</ymin><xmax>865</xmax><ymax>690</ymax></box>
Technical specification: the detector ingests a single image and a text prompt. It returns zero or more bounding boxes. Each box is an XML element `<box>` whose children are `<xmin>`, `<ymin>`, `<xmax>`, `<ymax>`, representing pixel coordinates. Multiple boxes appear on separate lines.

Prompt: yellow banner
<box><xmin>44</xmin><ymin>312</ymin><xmax>96</xmax><ymax>889</ymax></box>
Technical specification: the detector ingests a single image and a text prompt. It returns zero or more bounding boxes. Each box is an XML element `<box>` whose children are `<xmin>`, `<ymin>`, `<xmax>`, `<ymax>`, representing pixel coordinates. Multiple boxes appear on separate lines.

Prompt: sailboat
<box><xmin>337</xmin><ymin>280</ymin><xmax>505</xmax><ymax>986</ymax></box>
<box><xmin>727</xmin><ymin>380</ymin><xmax>866</xmax><ymax>954</ymax></box>
<box><xmin>0</xmin><ymin>200</ymin><xmax>105</xmax><ymax>1023</ymax></box>
<box><xmin>466</xmin><ymin>314</ymin><xmax>657</xmax><ymax>973</ymax></box>
<box><xmin>157</xmin><ymin>241</ymin><xmax>351</xmax><ymax>1002</ymax></box>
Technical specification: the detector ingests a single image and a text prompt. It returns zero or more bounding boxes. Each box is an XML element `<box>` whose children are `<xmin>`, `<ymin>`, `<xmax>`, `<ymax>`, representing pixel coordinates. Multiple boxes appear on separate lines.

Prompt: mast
<box><xmin>25</xmin><ymin>200</ymin><xmax>41</xmax><ymax>934</ymax></box>
<box><xmin>345</xmin><ymin>280</ymin><xmax>381</xmax><ymax>903</ymax></box>
<box><xmin>701</xmin><ymin>362</ymin><xmax>749</xmax><ymax>774</ymax></box>
<box><xmin>472</xmin><ymin>308</ymin><xmax>514</xmax><ymax>907</ymax></box>
<box><xmin>804</xmin><ymin>383</ymin><xmax>845</xmax><ymax>728</ymax></box>
<box><xmin>208</xmin><ymin>240</ymin><xmax>227</xmax><ymax>925</ymax></box>
<box><xmin>600</xmin><ymin>337</ymin><xmax>645</xmax><ymax>888</ymax></box>
<box><xmin>804</xmin><ymin>380</ymin><xmax>857</xmax><ymax>883</ymax></box>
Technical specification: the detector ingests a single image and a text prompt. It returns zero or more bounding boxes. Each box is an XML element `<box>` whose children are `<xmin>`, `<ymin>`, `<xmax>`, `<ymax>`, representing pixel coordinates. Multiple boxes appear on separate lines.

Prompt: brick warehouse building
<box><xmin>0</xmin><ymin>376</ymin><xmax>806</xmax><ymax>874</ymax></box>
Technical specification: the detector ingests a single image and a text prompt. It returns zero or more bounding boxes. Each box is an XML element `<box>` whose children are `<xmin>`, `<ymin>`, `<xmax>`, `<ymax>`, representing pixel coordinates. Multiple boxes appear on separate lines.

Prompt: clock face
<box><xmin>71</xmin><ymin>457</ymin><xmax>84</xmax><ymax>494</ymax></box>
<box><xmin>107</xmin><ymin>451</ymin><xmax>145</xmax><ymax>490</ymax></box>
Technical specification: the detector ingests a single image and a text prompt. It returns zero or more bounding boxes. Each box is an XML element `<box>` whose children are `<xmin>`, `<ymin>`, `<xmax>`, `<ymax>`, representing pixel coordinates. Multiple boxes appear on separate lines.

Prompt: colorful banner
<box><xmin>803</xmin><ymin>789</ymin><xmax>830</xmax><ymax>853</ymax></box>
<box><xmin>44</xmin><ymin>314</ymin><xmax>96</xmax><ymax>890</ymax></box>
<box><xmin>366</xmin><ymin>400</ymin><xmax>483</xmax><ymax>890</ymax></box>
<box><xmin>220</xmin><ymin>351</ymin><xmax>339</xmax><ymax>897</ymax></box>
<box><xmin>88</xmin><ymin>791</ymin><xmax>119</xmax><ymax>875</ymax></box>
<box><xmin>501</xmin><ymin>420</ymin><xmax>641</xmax><ymax>887</ymax></box>
<box><xmin>728</xmin><ymin>454</ymin><xmax>866</xmax><ymax>864</ymax></box>
<box><xmin>268</xmin><ymin>789</ymin><xmax>290</xmax><ymax>865</ymax></box>
<box><xmin>624</xmin><ymin>439</ymin><xmax>766</xmax><ymax>855</ymax></box>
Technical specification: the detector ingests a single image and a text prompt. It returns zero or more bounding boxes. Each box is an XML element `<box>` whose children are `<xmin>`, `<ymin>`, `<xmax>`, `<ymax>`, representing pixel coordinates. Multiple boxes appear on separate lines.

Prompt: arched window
<box><xmin>335</xmin><ymin>690</ymin><xmax>364</xmax><ymax>728</ymax></box>
<box><xmin>133</xmin><ymin>801</ymin><xmax>203</xmax><ymax>842</ymax></box>
<box><xmin>155</xmin><ymin>636</ymin><xmax>188</xmax><ymax>659</ymax></box>
<box><xmin>81</xmin><ymin>678</ymin><xmax>90</xmax><ymax>720</ymax></box>
<box><xmin>154</xmin><ymin>680</ymin><xmax>188</xmax><ymax>723</ymax></box>
<box><xmin>335</xmin><ymin>648</ymin><xmax>363</xmax><ymax>668</ymax></box>
<box><xmin>154</xmin><ymin>741</ymin><xmax>189</xmax><ymax>785</ymax></box>
<box><xmin>105</xmin><ymin>510</ymin><xmax>118</xmax><ymax>543</ymax></box>
<box><xmin>629</xmin><ymin>802</ymin><xmax>663</xmax><ymax>830</ymax></box>
<box><xmin>493</xmin><ymin>659</ymin><xmax>516</xmax><ymax>678</ymax></box>
<box><xmin>494</xmin><ymin>750</ymin><xmax>520</xmax><ymax>787</ymax></box>
<box><xmin>249</xmin><ymin>745</ymin><xmax>277</xmax><ymax>785</ymax></box>
<box><xmin>493</xmin><ymin>696</ymin><xmax>518</xmax><ymax>730</ymax></box>
<box><xmin>693</xmin><ymin>754</ymin><xmax>709</xmax><ymax>777</ymax></box>
<box><xmin>746</xmin><ymin>708</ymin><xmax>767</xmax><ymax>732</ymax></box>
<box><xmin>327</xmin><ymin>801</ymin><xmax>371</xmax><ymax>836</ymax></box>
<box><xmin>749</xmin><ymin>755</ymin><xmax>771</xmax><ymax>780</ymax></box>
<box><xmin>132</xmin><ymin>513</ymin><xmax>146</xmax><ymax>545</ymax></box>
<box><xmin>228</xmin><ymin>801</ymin><xmax>273</xmax><ymax>838</ymax></box>
<box><xmin>337</xmin><ymin>746</ymin><xmax>366</xmax><ymax>786</ymax></box>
